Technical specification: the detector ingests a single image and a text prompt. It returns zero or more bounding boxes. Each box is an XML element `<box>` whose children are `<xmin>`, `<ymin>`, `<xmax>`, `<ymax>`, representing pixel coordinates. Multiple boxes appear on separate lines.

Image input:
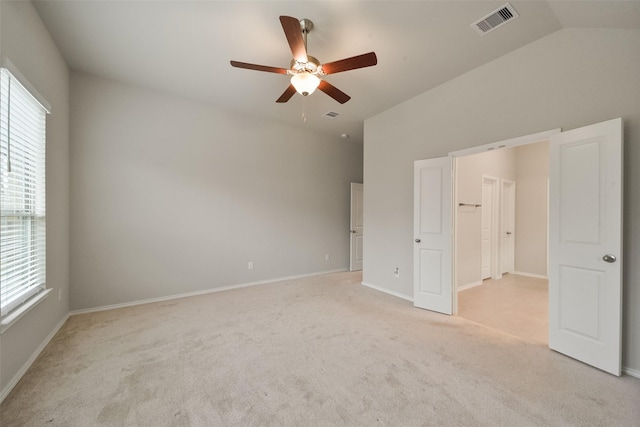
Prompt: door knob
<box><xmin>603</xmin><ymin>254</ymin><xmax>617</xmax><ymax>263</ymax></box>
<box><xmin>506</xmin><ymin>231</ymin><xmax>512</xmax><ymax>235</ymax></box>
<box><xmin>351</xmin><ymin>230</ymin><xmax>356</xmax><ymax>234</ymax></box>
<box><xmin>415</xmin><ymin>239</ymin><xmax>421</xmax><ymax>243</ymax></box>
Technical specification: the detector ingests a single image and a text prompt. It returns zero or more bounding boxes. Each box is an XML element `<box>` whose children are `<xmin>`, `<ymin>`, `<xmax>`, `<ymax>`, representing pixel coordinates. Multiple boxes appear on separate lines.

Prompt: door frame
<box><xmin>481</xmin><ymin>175</ymin><xmax>500</xmax><ymax>280</ymax></box>
<box><xmin>450</xmin><ymin>129</ymin><xmax>560</xmax><ymax>314</ymax></box>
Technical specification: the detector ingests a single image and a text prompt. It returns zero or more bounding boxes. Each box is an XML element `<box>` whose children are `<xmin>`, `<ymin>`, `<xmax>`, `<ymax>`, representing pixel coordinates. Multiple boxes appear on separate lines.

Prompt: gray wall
<box><xmin>363</xmin><ymin>28</ymin><xmax>640</xmax><ymax>372</ymax></box>
<box><xmin>70</xmin><ymin>72</ymin><xmax>363</xmax><ymax>310</ymax></box>
<box><xmin>0</xmin><ymin>0</ymin><xmax>70</xmax><ymax>394</ymax></box>
<box><xmin>515</xmin><ymin>142</ymin><xmax>549</xmax><ymax>277</ymax></box>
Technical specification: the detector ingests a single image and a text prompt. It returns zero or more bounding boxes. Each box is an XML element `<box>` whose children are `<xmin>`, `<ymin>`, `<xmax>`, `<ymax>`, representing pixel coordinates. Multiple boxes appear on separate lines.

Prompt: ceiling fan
<box><xmin>230</xmin><ymin>16</ymin><xmax>377</xmax><ymax>104</ymax></box>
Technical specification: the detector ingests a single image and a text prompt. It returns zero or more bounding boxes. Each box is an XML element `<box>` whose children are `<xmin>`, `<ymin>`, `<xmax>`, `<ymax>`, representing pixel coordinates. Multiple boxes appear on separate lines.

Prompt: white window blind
<box><xmin>0</xmin><ymin>68</ymin><xmax>47</xmax><ymax>317</ymax></box>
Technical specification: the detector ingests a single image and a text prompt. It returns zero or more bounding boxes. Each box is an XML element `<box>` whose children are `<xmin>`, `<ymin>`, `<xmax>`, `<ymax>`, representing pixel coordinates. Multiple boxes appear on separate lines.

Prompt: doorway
<box><xmin>414</xmin><ymin>120</ymin><xmax>624</xmax><ymax>375</ymax></box>
<box><xmin>454</xmin><ymin>141</ymin><xmax>550</xmax><ymax>343</ymax></box>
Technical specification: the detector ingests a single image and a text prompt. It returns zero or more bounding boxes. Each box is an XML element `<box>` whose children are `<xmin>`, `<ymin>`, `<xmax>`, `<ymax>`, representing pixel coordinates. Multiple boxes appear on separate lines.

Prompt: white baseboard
<box><xmin>513</xmin><ymin>271</ymin><xmax>548</xmax><ymax>280</ymax></box>
<box><xmin>457</xmin><ymin>280</ymin><xmax>483</xmax><ymax>291</ymax></box>
<box><xmin>622</xmin><ymin>366</ymin><xmax>640</xmax><ymax>379</ymax></box>
<box><xmin>361</xmin><ymin>282</ymin><xmax>413</xmax><ymax>302</ymax></box>
<box><xmin>0</xmin><ymin>313</ymin><xmax>70</xmax><ymax>404</ymax></box>
<box><xmin>70</xmin><ymin>268</ymin><xmax>348</xmax><ymax>316</ymax></box>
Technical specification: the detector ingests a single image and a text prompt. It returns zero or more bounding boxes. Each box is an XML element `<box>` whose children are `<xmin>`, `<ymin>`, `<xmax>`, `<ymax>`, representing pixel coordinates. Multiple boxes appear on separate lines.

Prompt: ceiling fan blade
<box><xmin>318</xmin><ymin>80</ymin><xmax>351</xmax><ymax>104</ymax></box>
<box><xmin>230</xmin><ymin>61</ymin><xmax>289</xmax><ymax>74</ymax></box>
<box><xmin>276</xmin><ymin>84</ymin><xmax>297</xmax><ymax>103</ymax></box>
<box><xmin>279</xmin><ymin>16</ymin><xmax>308</xmax><ymax>63</ymax></box>
<box><xmin>321</xmin><ymin>52</ymin><xmax>378</xmax><ymax>75</ymax></box>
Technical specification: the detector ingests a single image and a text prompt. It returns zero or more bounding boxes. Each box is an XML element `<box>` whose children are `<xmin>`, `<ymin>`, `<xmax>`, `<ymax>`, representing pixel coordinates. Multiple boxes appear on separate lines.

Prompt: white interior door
<box><xmin>350</xmin><ymin>183</ymin><xmax>364</xmax><ymax>271</ymax></box>
<box><xmin>549</xmin><ymin>118</ymin><xmax>623</xmax><ymax>376</ymax></box>
<box><xmin>414</xmin><ymin>157</ymin><xmax>453</xmax><ymax>314</ymax></box>
<box><xmin>481</xmin><ymin>181</ymin><xmax>493</xmax><ymax>279</ymax></box>
<box><xmin>501</xmin><ymin>179</ymin><xmax>516</xmax><ymax>274</ymax></box>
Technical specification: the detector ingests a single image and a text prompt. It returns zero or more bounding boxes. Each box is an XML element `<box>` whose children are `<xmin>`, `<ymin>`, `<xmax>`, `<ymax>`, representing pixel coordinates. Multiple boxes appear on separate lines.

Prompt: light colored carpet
<box><xmin>458</xmin><ymin>274</ymin><xmax>548</xmax><ymax>344</ymax></box>
<box><xmin>2</xmin><ymin>271</ymin><xmax>639</xmax><ymax>426</ymax></box>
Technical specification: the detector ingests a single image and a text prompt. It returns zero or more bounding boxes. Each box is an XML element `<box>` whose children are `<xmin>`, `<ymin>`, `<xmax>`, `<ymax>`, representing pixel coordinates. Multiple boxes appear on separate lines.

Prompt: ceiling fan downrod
<box><xmin>299</xmin><ymin>18</ymin><xmax>313</xmax><ymax>51</ymax></box>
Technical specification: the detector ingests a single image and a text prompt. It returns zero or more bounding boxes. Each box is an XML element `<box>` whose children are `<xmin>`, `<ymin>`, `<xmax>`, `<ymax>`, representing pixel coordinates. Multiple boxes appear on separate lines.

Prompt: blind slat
<box><xmin>0</xmin><ymin>67</ymin><xmax>47</xmax><ymax>317</ymax></box>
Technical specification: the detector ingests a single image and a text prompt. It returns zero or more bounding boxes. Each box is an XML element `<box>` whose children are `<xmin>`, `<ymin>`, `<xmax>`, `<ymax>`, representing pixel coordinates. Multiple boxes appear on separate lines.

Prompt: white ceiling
<box><xmin>32</xmin><ymin>1</ymin><xmax>640</xmax><ymax>143</ymax></box>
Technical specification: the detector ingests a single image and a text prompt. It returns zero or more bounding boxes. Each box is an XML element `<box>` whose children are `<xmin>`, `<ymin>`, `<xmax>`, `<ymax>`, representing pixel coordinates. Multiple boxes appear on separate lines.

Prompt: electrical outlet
<box><xmin>248</xmin><ymin>261</ymin><xmax>254</xmax><ymax>270</ymax></box>
<box><xmin>325</xmin><ymin>253</ymin><xmax>330</xmax><ymax>262</ymax></box>
<box><xmin>394</xmin><ymin>267</ymin><xmax>400</xmax><ymax>278</ymax></box>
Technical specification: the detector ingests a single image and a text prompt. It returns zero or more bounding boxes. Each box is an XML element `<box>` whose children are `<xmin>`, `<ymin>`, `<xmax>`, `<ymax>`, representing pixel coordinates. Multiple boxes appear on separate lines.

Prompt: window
<box><xmin>0</xmin><ymin>68</ymin><xmax>47</xmax><ymax>317</ymax></box>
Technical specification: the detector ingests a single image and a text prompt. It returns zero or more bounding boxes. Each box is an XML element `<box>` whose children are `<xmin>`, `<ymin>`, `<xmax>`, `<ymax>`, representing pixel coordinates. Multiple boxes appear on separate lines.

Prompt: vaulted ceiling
<box><xmin>33</xmin><ymin>1</ymin><xmax>640</xmax><ymax>143</ymax></box>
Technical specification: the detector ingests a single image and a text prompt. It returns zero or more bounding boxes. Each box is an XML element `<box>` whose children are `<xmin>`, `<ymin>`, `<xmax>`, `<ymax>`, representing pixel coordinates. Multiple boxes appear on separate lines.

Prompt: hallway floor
<box><xmin>457</xmin><ymin>274</ymin><xmax>548</xmax><ymax>345</ymax></box>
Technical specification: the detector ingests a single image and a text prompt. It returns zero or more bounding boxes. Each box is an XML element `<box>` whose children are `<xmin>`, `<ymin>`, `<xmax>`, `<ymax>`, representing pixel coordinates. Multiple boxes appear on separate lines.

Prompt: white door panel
<box><xmin>501</xmin><ymin>180</ymin><xmax>516</xmax><ymax>274</ymax></box>
<box><xmin>350</xmin><ymin>183</ymin><xmax>364</xmax><ymax>271</ymax></box>
<box><xmin>549</xmin><ymin>118</ymin><xmax>623</xmax><ymax>376</ymax></box>
<box><xmin>414</xmin><ymin>157</ymin><xmax>452</xmax><ymax>314</ymax></box>
<box><xmin>481</xmin><ymin>182</ymin><xmax>492</xmax><ymax>279</ymax></box>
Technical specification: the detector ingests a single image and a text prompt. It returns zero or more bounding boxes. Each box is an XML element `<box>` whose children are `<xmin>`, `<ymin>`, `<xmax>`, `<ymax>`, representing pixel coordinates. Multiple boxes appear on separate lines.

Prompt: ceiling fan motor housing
<box><xmin>290</xmin><ymin>55</ymin><xmax>320</xmax><ymax>74</ymax></box>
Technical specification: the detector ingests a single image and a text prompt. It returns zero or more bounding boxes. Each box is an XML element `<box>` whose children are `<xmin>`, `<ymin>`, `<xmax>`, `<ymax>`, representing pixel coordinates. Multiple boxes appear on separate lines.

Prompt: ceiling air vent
<box><xmin>471</xmin><ymin>3</ymin><xmax>519</xmax><ymax>35</ymax></box>
<box><xmin>323</xmin><ymin>111</ymin><xmax>340</xmax><ymax>119</ymax></box>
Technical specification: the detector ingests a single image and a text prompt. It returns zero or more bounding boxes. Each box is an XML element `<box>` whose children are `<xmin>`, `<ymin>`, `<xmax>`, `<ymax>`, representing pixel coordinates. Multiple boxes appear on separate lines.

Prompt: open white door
<box><xmin>549</xmin><ymin>118</ymin><xmax>623</xmax><ymax>376</ymax></box>
<box><xmin>350</xmin><ymin>183</ymin><xmax>364</xmax><ymax>271</ymax></box>
<box><xmin>414</xmin><ymin>157</ymin><xmax>453</xmax><ymax>314</ymax></box>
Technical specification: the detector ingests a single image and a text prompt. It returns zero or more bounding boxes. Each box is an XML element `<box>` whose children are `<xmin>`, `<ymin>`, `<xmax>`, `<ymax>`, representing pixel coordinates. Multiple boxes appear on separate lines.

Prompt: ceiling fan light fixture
<box><xmin>291</xmin><ymin>72</ymin><xmax>320</xmax><ymax>96</ymax></box>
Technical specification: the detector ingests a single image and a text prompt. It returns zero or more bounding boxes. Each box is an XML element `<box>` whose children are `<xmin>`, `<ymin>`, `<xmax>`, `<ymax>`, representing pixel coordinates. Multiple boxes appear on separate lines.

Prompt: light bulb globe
<box><xmin>291</xmin><ymin>72</ymin><xmax>320</xmax><ymax>96</ymax></box>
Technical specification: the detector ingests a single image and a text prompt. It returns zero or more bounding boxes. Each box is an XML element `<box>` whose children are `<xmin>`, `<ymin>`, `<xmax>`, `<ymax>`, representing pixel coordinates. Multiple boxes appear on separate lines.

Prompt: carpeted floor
<box><xmin>458</xmin><ymin>274</ymin><xmax>548</xmax><ymax>344</ymax></box>
<box><xmin>2</xmin><ymin>271</ymin><xmax>639</xmax><ymax>426</ymax></box>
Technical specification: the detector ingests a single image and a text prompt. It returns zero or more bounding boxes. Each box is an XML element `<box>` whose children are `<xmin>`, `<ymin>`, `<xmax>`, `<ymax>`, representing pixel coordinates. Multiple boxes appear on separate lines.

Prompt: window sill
<box><xmin>0</xmin><ymin>288</ymin><xmax>52</xmax><ymax>334</ymax></box>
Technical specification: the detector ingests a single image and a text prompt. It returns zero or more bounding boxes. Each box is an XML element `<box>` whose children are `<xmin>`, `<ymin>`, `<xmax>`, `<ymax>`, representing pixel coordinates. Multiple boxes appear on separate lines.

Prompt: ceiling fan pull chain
<box><xmin>302</xmin><ymin>97</ymin><xmax>307</xmax><ymax>123</ymax></box>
